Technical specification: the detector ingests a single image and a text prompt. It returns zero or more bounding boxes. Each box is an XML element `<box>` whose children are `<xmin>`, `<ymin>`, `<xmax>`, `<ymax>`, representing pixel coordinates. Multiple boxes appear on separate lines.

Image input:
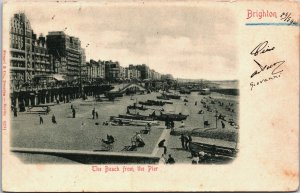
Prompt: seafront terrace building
<box><xmin>46</xmin><ymin>31</ymin><xmax>85</xmax><ymax>81</ymax></box>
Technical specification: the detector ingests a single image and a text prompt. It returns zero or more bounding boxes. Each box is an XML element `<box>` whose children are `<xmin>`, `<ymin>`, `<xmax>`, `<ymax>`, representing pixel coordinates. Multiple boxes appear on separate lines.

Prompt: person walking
<box><xmin>39</xmin><ymin>115</ymin><xmax>43</xmax><ymax>125</ymax></box>
<box><xmin>92</xmin><ymin>108</ymin><xmax>95</xmax><ymax>119</ymax></box>
<box><xmin>95</xmin><ymin>111</ymin><xmax>98</xmax><ymax>119</ymax></box>
<box><xmin>184</xmin><ymin>135</ymin><xmax>189</xmax><ymax>150</ymax></box>
<box><xmin>13</xmin><ymin>107</ymin><xmax>18</xmax><ymax>117</ymax></box>
<box><xmin>187</xmin><ymin>135</ymin><xmax>192</xmax><ymax>150</ymax></box>
<box><xmin>221</xmin><ymin>121</ymin><xmax>225</xmax><ymax>129</ymax></box>
<box><xmin>180</xmin><ymin>134</ymin><xmax>185</xmax><ymax>149</ymax></box>
<box><xmin>72</xmin><ymin>108</ymin><xmax>76</xmax><ymax>118</ymax></box>
<box><xmin>158</xmin><ymin>139</ymin><xmax>167</xmax><ymax>154</ymax></box>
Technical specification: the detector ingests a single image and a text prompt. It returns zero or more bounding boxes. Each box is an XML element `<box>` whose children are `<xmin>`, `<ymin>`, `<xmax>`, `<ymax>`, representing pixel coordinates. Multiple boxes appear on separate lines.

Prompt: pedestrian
<box><xmin>52</xmin><ymin>114</ymin><xmax>57</xmax><ymax>124</ymax></box>
<box><xmin>92</xmin><ymin>108</ymin><xmax>95</xmax><ymax>119</ymax></box>
<box><xmin>184</xmin><ymin>135</ymin><xmax>189</xmax><ymax>150</ymax></box>
<box><xmin>180</xmin><ymin>134</ymin><xmax>185</xmax><ymax>149</ymax></box>
<box><xmin>187</xmin><ymin>135</ymin><xmax>192</xmax><ymax>149</ymax></box>
<box><xmin>221</xmin><ymin>121</ymin><xmax>225</xmax><ymax>129</ymax></box>
<box><xmin>170</xmin><ymin>121</ymin><xmax>175</xmax><ymax>130</ymax></box>
<box><xmin>195</xmin><ymin>101</ymin><xmax>197</xmax><ymax>106</ymax></box>
<box><xmin>72</xmin><ymin>108</ymin><xmax>76</xmax><ymax>118</ymax></box>
<box><xmin>158</xmin><ymin>139</ymin><xmax>167</xmax><ymax>154</ymax></box>
<box><xmin>95</xmin><ymin>111</ymin><xmax>98</xmax><ymax>119</ymax></box>
<box><xmin>167</xmin><ymin>154</ymin><xmax>175</xmax><ymax>164</ymax></box>
<box><xmin>39</xmin><ymin>115</ymin><xmax>43</xmax><ymax>124</ymax></box>
<box><xmin>71</xmin><ymin>104</ymin><xmax>73</xmax><ymax>109</ymax></box>
<box><xmin>13</xmin><ymin>107</ymin><xmax>18</xmax><ymax>117</ymax></box>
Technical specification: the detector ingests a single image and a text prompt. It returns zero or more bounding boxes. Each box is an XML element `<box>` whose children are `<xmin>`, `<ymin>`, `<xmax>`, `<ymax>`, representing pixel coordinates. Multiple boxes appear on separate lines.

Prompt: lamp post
<box><xmin>216</xmin><ymin>110</ymin><xmax>218</xmax><ymax>129</ymax></box>
<box><xmin>79</xmin><ymin>55</ymin><xmax>83</xmax><ymax>98</ymax></box>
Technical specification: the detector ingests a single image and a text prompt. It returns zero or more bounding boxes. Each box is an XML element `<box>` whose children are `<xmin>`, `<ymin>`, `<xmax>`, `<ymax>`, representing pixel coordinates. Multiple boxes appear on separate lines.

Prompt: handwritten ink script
<box><xmin>280</xmin><ymin>12</ymin><xmax>299</xmax><ymax>26</ymax></box>
<box><xmin>249</xmin><ymin>41</ymin><xmax>285</xmax><ymax>90</ymax></box>
<box><xmin>91</xmin><ymin>165</ymin><xmax>159</xmax><ymax>173</ymax></box>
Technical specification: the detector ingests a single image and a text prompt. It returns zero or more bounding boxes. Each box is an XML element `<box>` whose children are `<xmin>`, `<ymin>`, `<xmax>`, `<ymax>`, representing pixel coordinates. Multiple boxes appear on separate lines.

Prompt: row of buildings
<box><xmin>10</xmin><ymin>13</ymin><xmax>168</xmax><ymax>92</ymax></box>
<box><xmin>84</xmin><ymin>61</ymin><xmax>162</xmax><ymax>82</ymax></box>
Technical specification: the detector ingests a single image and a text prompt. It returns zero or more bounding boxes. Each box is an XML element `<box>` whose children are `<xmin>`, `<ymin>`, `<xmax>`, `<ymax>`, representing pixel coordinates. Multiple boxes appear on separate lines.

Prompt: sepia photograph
<box><xmin>8</xmin><ymin>4</ymin><xmax>239</xmax><ymax>164</ymax></box>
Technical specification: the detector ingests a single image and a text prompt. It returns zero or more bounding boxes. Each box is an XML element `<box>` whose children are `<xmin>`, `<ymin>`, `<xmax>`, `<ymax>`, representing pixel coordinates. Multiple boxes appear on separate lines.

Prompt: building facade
<box><xmin>105</xmin><ymin>60</ymin><xmax>120</xmax><ymax>81</ymax></box>
<box><xmin>32</xmin><ymin>34</ymin><xmax>53</xmax><ymax>76</ymax></box>
<box><xmin>10</xmin><ymin>13</ymin><xmax>34</xmax><ymax>91</ymax></box>
<box><xmin>46</xmin><ymin>31</ymin><xmax>84</xmax><ymax>81</ymax></box>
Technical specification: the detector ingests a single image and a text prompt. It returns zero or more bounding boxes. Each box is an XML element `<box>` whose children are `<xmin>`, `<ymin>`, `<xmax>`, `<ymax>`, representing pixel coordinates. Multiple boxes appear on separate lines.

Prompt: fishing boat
<box><xmin>156</xmin><ymin>95</ymin><xmax>170</xmax><ymax>100</ymax></box>
<box><xmin>179</xmin><ymin>88</ymin><xmax>191</xmax><ymax>94</ymax></box>
<box><xmin>118</xmin><ymin>114</ymin><xmax>154</xmax><ymax>121</ymax></box>
<box><xmin>110</xmin><ymin>116</ymin><xmax>159</xmax><ymax>126</ymax></box>
<box><xmin>150</xmin><ymin>112</ymin><xmax>188</xmax><ymax>121</ymax></box>
<box><xmin>127</xmin><ymin>104</ymin><xmax>148</xmax><ymax>111</ymax></box>
<box><xmin>139</xmin><ymin>100</ymin><xmax>164</xmax><ymax>106</ymax></box>
<box><xmin>162</xmin><ymin>93</ymin><xmax>181</xmax><ymax>99</ymax></box>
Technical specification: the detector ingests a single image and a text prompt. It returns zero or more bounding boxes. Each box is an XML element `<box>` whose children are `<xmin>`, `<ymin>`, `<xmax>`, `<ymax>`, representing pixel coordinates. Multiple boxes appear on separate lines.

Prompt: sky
<box><xmin>10</xmin><ymin>2</ymin><xmax>238</xmax><ymax>80</ymax></box>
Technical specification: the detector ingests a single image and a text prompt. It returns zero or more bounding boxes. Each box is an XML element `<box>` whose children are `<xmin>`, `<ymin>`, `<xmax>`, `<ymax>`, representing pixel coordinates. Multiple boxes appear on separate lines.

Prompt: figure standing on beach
<box><xmin>13</xmin><ymin>107</ymin><xmax>18</xmax><ymax>117</ymax></box>
<box><xmin>184</xmin><ymin>135</ymin><xmax>189</xmax><ymax>150</ymax></box>
<box><xmin>72</xmin><ymin>108</ymin><xmax>76</xmax><ymax>118</ymax></box>
<box><xmin>39</xmin><ymin>115</ymin><xmax>43</xmax><ymax>124</ymax></box>
<box><xmin>92</xmin><ymin>108</ymin><xmax>95</xmax><ymax>119</ymax></box>
<box><xmin>95</xmin><ymin>111</ymin><xmax>98</xmax><ymax>119</ymax></box>
<box><xmin>221</xmin><ymin>121</ymin><xmax>225</xmax><ymax>129</ymax></box>
<box><xmin>180</xmin><ymin>134</ymin><xmax>185</xmax><ymax>149</ymax></box>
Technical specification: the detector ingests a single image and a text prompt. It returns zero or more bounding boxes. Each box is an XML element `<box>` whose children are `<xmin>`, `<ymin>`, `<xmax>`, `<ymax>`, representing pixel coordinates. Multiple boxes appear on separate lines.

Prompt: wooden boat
<box><xmin>162</xmin><ymin>93</ymin><xmax>180</xmax><ymax>99</ymax></box>
<box><xmin>150</xmin><ymin>112</ymin><xmax>188</xmax><ymax>121</ymax></box>
<box><xmin>179</xmin><ymin>89</ymin><xmax>191</xmax><ymax>94</ymax></box>
<box><xmin>157</xmin><ymin>95</ymin><xmax>170</xmax><ymax>100</ymax></box>
<box><xmin>139</xmin><ymin>100</ymin><xmax>165</xmax><ymax>106</ymax></box>
<box><xmin>127</xmin><ymin>105</ymin><xmax>148</xmax><ymax>111</ymax></box>
<box><xmin>118</xmin><ymin>114</ymin><xmax>154</xmax><ymax>121</ymax></box>
<box><xmin>110</xmin><ymin>117</ymin><xmax>159</xmax><ymax>126</ymax></box>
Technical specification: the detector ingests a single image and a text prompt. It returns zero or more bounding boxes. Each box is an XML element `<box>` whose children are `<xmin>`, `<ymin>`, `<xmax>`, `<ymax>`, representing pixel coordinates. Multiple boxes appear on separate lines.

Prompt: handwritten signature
<box><xmin>250</xmin><ymin>41</ymin><xmax>275</xmax><ymax>56</ymax></box>
<box><xmin>250</xmin><ymin>59</ymin><xmax>285</xmax><ymax>78</ymax></box>
<box><xmin>249</xmin><ymin>41</ymin><xmax>285</xmax><ymax>90</ymax></box>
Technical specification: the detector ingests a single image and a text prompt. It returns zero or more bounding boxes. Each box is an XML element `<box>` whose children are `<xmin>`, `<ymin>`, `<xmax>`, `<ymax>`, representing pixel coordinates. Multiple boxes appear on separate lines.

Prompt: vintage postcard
<box><xmin>1</xmin><ymin>0</ymin><xmax>299</xmax><ymax>192</ymax></box>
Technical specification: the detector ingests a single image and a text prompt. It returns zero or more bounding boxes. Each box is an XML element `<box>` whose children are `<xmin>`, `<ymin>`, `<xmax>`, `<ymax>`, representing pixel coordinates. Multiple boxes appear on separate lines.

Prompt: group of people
<box><xmin>92</xmin><ymin>108</ymin><xmax>99</xmax><ymax>119</ymax></box>
<box><xmin>180</xmin><ymin>134</ymin><xmax>192</xmax><ymax>150</ymax></box>
<box><xmin>165</xmin><ymin>119</ymin><xmax>175</xmax><ymax>130</ymax></box>
<box><xmin>199</xmin><ymin>96</ymin><xmax>238</xmax><ymax>129</ymax></box>
<box><xmin>132</xmin><ymin>131</ymin><xmax>145</xmax><ymax>147</ymax></box>
<box><xmin>38</xmin><ymin>114</ymin><xmax>57</xmax><ymax>124</ymax></box>
<box><xmin>191</xmin><ymin>151</ymin><xmax>208</xmax><ymax>164</ymax></box>
<box><xmin>160</xmin><ymin>154</ymin><xmax>175</xmax><ymax>164</ymax></box>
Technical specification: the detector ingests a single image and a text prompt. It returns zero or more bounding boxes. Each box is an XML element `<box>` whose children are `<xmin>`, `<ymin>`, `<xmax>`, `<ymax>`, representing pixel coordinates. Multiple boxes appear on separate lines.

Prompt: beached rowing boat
<box><xmin>110</xmin><ymin>116</ymin><xmax>159</xmax><ymax>126</ymax></box>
